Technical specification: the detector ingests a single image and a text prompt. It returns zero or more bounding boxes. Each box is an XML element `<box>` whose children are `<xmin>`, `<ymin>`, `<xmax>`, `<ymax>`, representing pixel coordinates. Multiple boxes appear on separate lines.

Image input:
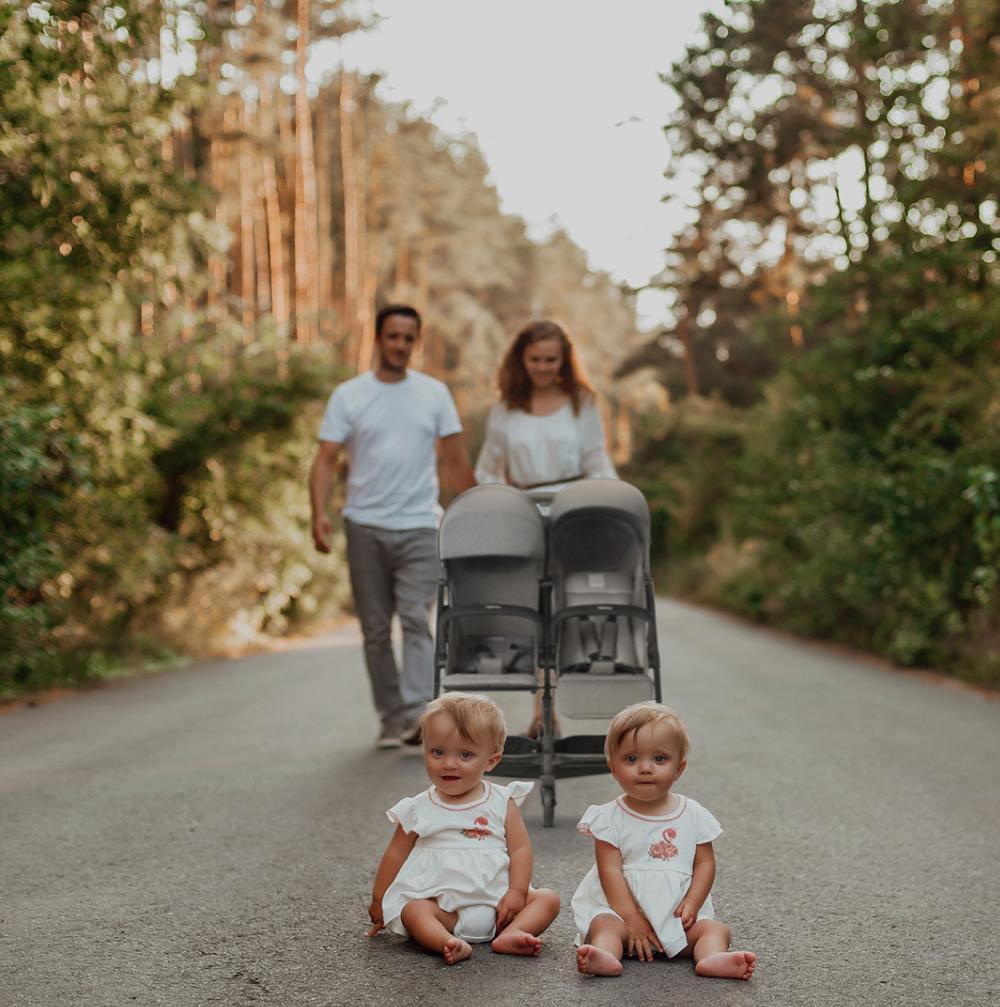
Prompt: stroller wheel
<box><xmin>541</xmin><ymin>782</ymin><xmax>556</xmax><ymax>827</ymax></box>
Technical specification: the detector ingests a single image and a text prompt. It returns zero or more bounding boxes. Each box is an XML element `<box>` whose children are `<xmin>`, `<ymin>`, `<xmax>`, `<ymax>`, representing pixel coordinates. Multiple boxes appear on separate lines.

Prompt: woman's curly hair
<box><xmin>497</xmin><ymin>319</ymin><xmax>595</xmax><ymax>415</ymax></box>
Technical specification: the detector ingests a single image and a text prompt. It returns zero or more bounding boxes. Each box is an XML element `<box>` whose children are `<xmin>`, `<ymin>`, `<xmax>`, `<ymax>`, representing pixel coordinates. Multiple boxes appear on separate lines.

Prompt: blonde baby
<box><xmin>572</xmin><ymin>702</ymin><xmax>755</xmax><ymax>980</ymax></box>
<box><xmin>367</xmin><ymin>693</ymin><xmax>560</xmax><ymax>964</ymax></box>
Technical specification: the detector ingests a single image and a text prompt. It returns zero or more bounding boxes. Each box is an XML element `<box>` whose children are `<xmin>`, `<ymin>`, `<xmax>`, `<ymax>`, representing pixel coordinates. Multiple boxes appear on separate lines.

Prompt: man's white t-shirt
<box><xmin>318</xmin><ymin>370</ymin><xmax>462</xmax><ymax>529</ymax></box>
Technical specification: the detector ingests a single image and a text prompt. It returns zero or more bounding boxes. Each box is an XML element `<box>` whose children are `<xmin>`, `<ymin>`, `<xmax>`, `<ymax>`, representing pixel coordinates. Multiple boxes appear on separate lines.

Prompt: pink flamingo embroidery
<box><xmin>462</xmin><ymin>815</ymin><xmax>492</xmax><ymax>840</ymax></box>
<box><xmin>648</xmin><ymin>827</ymin><xmax>678</xmax><ymax>860</ymax></box>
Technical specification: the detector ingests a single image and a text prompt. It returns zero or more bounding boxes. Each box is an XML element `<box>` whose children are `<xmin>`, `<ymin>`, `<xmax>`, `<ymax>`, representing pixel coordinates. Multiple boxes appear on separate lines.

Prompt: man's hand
<box><xmin>495</xmin><ymin>888</ymin><xmax>526</xmax><ymax>929</ymax></box>
<box><xmin>624</xmin><ymin>911</ymin><xmax>664</xmax><ymax>961</ymax></box>
<box><xmin>312</xmin><ymin>515</ymin><xmax>334</xmax><ymax>554</ymax></box>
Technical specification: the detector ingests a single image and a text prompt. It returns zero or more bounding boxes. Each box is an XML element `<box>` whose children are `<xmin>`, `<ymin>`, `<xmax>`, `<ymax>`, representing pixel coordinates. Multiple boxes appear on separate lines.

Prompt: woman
<box><xmin>475</xmin><ymin>319</ymin><xmax>617</xmax><ymax>489</ymax></box>
<box><xmin>475</xmin><ymin>319</ymin><xmax>618</xmax><ymax>737</ymax></box>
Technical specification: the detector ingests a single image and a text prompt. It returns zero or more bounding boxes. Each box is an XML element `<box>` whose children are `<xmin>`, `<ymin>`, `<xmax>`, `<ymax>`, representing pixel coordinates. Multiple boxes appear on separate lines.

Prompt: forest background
<box><xmin>2</xmin><ymin>0</ymin><xmax>998</xmax><ymax>697</ymax></box>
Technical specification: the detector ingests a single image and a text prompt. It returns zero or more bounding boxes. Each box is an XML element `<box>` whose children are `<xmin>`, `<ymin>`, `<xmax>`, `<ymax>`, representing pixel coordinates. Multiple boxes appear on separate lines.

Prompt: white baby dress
<box><xmin>571</xmin><ymin>794</ymin><xmax>723</xmax><ymax>957</ymax></box>
<box><xmin>380</xmin><ymin>780</ymin><xmax>534</xmax><ymax>943</ymax></box>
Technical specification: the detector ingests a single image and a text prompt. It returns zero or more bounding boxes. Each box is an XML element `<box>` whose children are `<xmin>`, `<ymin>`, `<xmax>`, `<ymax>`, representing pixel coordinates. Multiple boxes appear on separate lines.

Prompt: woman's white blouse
<box><xmin>474</xmin><ymin>398</ymin><xmax>617</xmax><ymax>490</ymax></box>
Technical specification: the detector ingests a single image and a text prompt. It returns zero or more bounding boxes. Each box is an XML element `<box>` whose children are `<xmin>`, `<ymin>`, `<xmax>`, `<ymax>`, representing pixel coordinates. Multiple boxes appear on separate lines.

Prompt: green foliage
<box><xmin>626</xmin><ymin>399</ymin><xmax>747</xmax><ymax>586</ymax></box>
<box><xmin>0</xmin><ymin>391</ymin><xmax>77</xmax><ymax>690</ymax></box>
<box><xmin>629</xmin><ymin>0</ymin><xmax>1000</xmax><ymax>687</ymax></box>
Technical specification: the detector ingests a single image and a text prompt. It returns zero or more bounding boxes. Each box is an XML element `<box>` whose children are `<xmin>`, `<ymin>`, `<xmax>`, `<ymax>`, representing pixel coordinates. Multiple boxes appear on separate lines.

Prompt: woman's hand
<box><xmin>495</xmin><ymin>888</ymin><xmax>526</xmax><ymax>929</ymax></box>
<box><xmin>365</xmin><ymin>898</ymin><xmax>384</xmax><ymax>936</ymax></box>
<box><xmin>673</xmin><ymin>897</ymin><xmax>700</xmax><ymax>930</ymax></box>
<box><xmin>623</xmin><ymin>911</ymin><xmax>664</xmax><ymax>961</ymax></box>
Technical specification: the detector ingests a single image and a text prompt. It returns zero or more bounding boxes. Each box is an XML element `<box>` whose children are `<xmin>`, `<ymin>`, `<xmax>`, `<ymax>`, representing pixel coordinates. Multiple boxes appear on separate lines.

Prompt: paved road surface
<box><xmin>2</xmin><ymin>600</ymin><xmax>998</xmax><ymax>1006</ymax></box>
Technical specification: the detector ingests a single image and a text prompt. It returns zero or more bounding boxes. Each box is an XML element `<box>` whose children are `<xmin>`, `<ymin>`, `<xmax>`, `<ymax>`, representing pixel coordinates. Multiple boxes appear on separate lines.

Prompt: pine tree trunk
<box><xmin>678</xmin><ymin>315</ymin><xmax>699</xmax><ymax>398</ymax></box>
<box><xmin>239</xmin><ymin>102</ymin><xmax>257</xmax><ymax>340</ymax></box>
<box><xmin>250</xmin><ymin>102</ymin><xmax>271</xmax><ymax>316</ymax></box>
<box><xmin>340</xmin><ymin>70</ymin><xmax>361</xmax><ymax>362</ymax></box>
<box><xmin>293</xmin><ymin>0</ymin><xmax>318</xmax><ymax>344</ymax></box>
<box><xmin>315</xmin><ymin>87</ymin><xmax>335</xmax><ymax>342</ymax></box>
<box><xmin>261</xmin><ymin>82</ymin><xmax>289</xmax><ymax>339</ymax></box>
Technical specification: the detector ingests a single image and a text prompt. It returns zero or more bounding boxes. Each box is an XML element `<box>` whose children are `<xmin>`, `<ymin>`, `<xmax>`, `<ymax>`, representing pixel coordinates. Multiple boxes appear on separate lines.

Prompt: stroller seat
<box><xmin>547</xmin><ymin>480</ymin><xmax>659</xmax><ymax>719</ymax></box>
<box><xmin>435</xmin><ymin>486</ymin><xmax>546</xmax><ymax>694</ymax></box>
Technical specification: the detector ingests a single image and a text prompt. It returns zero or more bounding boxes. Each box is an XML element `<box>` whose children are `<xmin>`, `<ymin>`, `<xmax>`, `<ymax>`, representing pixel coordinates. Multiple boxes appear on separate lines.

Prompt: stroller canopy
<box><xmin>548</xmin><ymin>479</ymin><xmax>650</xmax><ymax>574</ymax></box>
<box><xmin>439</xmin><ymin>484</ymin><xmax>546</xmax><ymax>562</ymax></box>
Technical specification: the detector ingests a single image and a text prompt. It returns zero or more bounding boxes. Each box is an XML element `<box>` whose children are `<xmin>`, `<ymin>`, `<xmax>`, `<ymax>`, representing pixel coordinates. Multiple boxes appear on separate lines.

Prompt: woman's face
<box><xmin>522</xmin><ymin>337</ymin><xmax>564</xmax><ymax>390</ymax></box>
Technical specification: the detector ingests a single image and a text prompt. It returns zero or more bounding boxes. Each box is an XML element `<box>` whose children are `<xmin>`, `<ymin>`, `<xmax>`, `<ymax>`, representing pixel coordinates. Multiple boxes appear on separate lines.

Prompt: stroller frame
<box><xmin>433</xmin><ymin>485</ymin><xmax>662</xmax><ymax>827</ymax></box>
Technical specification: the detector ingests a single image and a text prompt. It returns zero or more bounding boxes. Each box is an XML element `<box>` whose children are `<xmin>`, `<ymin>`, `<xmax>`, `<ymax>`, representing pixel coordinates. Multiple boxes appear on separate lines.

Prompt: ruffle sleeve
<box><xmin>692</xmin><ymin>800</ymin><xmax>723</xmax><ymax>844</ymax></box>
<box><xmin>578</xmin><ymin>398</ymin><xmax>617</xmax><ymax>480</ymax></box>
<box><xmin>473</xmin><ymin>404</ymin><xmax>509</xmax><ymax>484</ymax></box>
<box><xmin>385</xmin><ymin>794</ymin><xmax>422</xmax><ymax>835</ymax></box>
<box><xmin>500</xmin><ymin>780</ymin><xmax>535</xmax><ymax>807</ymax></box>
<box><xmin>576</xmin><ymin>802</ymin><xmax>619</xmax><ymax>846</ymax></box>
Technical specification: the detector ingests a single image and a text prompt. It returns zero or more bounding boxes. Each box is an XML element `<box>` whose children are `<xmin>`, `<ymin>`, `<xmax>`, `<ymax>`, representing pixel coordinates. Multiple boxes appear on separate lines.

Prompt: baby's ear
<box><xmin>676</xmin><ymin>759</ymin><xmax>688</xmax><ymax>779</ymax></box>
<box><xmin>486</xmin><ymin>751</ymin><xmax>503</xmax><ymax>771</ymax></box>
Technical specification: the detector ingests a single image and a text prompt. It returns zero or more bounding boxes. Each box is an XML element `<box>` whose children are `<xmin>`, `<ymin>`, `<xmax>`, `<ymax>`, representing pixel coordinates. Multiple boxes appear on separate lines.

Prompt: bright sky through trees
<box><xmin>322</xmin><ymin>0</ymin><xmax>721</xmax><ymax>329</ymax></box>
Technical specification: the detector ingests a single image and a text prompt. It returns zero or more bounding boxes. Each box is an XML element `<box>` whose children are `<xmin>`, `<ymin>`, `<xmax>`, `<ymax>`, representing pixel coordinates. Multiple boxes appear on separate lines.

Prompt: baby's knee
<box><xmin>703</xmin><ymin>919</ymin><xmax>731</xmax><ymax>944</ymax></box>
<box><xmin>532</xmin><ymin>887</ymin><xmax>561</xmax><ymax>912</ymax></box>
<box><xmin>587</xmin><ymin>913</ymin><xmax>626</xmax><ymax>940</ymax></box>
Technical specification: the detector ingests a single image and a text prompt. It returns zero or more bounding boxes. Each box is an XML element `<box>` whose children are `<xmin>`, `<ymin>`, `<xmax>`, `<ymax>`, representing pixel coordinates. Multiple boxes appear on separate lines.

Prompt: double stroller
<box><xmin>433</xmin><ymin>479</ymin><xmax>661</xmax><ymax>826</ymax></box>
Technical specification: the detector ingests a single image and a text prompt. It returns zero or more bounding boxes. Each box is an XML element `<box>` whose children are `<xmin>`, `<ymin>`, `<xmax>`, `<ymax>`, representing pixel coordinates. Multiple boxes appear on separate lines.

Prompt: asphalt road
<box><xmin>2</xmin><ymin>600</ymin><xmax>998</xmax><ymax>1006</ymax></box>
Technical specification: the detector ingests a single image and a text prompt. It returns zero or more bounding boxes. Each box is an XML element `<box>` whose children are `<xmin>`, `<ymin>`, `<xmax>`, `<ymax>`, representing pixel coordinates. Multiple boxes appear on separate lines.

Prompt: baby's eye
<box><xmin>430</xmin><ymin>748</ymin><xmax>444</xmax><ymax>757</ymax></box>
<box><xmin>460</xmin><ymin>751</ymin><xmax>473</xmax><ymax>760</ymax></box>
<box><xmin>654</xmin><ymin>754</ymin><xmax>669</xmax><ymax>764</ymax></box>
<box><xmin>625</xmin><ymin>755</ymin><xmax>637</xmax><ymax>764</ymax></box>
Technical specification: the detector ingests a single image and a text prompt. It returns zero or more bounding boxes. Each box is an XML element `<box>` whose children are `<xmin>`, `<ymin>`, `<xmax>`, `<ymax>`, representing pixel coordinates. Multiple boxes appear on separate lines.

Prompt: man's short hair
<box><xmin>375</xmin><ymin>303</ymin><xmax>422</xmax><ymax>337</ymax></box>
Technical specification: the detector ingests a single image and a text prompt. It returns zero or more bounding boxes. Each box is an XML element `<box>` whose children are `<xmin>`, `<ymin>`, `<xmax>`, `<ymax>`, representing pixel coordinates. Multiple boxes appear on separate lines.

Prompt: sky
<box><xmin>316</xmin><ymin>0</ymin><xmax>721</xmax><ymax>329</ymax></box>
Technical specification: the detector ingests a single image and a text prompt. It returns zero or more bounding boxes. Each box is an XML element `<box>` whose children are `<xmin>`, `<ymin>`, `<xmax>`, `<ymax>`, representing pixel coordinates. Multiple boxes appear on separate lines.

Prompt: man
<box><xmin>309</xmin><ymin>304</ymin><xmax>476</xmax><ymax>748</ymax></box>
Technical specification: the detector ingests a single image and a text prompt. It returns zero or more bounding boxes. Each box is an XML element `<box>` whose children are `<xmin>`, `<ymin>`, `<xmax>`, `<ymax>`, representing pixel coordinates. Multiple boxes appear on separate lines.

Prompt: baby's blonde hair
<box><xmin>605</xmin><ymin>702</ymin><xmax>690</xmax><ymax>761</ymax></box>
<box><xmin>420</xmin><ymin>692</ymin><xmax>507</xmax><ymax>753</ymax></box>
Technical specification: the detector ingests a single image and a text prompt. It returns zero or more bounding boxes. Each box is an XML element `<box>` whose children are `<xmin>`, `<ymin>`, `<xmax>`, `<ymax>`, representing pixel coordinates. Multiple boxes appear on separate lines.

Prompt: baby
<box><xmin>366</xmin><ymin>692</ymin><xmax>560</xmax><ymax>964</ymax></box>
<box><xmin>572</xmin><ymin>701</ymin><xmax>755</xmax><ymax>980</ymax></box>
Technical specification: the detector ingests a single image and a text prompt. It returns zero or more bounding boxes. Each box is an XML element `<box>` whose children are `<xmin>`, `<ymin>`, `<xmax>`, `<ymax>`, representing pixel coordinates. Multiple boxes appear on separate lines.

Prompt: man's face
<box><xmin>376</xmin><ymin>314</ymin><xmax>420</xmax><ymax>373</ymax></box>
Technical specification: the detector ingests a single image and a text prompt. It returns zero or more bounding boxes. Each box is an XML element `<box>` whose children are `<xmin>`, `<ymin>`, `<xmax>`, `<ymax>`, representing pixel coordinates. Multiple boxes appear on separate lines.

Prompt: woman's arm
<box><xmin>366</xmin><ymin>824</ymin><xmax>418</xmax><ymax>935</ymax></box>
<box><xmin>496</xmin><ymin>799</ymin><xmax>531</xmax><ymax>926</ymax></box>
<box><xmin>595</xmin><ymin>838</ymin><xmax>663</xmax><ymax>958</ymax></box>
<box><xmin>673</xmin><ymin>841</ymin><xmax>716</xmax><ymax>929</ymax></box>
<box><xmin>578</xmin><ymin>398</ymin><xmax>617</xmax><ymax>479</ymax></box>
<box><xmin>473</xmin><ymin>404</ymin><xmax>508</xmax><ymax>484</ymax></box>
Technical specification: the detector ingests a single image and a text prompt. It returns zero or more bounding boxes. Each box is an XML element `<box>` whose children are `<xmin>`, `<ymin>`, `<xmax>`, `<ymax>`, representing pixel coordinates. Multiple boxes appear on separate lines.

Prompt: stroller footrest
<box><xmin>553</xmin><ymin>734</ymin><xmax>607</xmax><ymax>755</ymax></box>
<box><xmin>440</xmin><ymin>673</ymin><xmax>539</xmax><ymax>692</ymax></box>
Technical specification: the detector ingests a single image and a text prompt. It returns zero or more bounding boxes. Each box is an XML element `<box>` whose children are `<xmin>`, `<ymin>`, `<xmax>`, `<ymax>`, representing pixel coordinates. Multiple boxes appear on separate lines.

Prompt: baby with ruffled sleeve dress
<box><xmin>572</xmin><ymin>702</ymin><xmax>756</xmax><ymax>980</ymax></box>
<box><xmin>367</xmin><ymin>693</ymin><xmax>560</xmax><ymax>965</ymax></box>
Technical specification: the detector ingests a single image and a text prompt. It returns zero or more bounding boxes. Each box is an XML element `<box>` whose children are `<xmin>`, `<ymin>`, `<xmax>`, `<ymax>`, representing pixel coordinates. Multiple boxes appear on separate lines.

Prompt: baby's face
<box><xmin>422</xmin><ymin>713</ymin><xmax>502</xmax><ymax>802</ymax></box>
<box><xmin>609</xmin><ymin>721</ymin><xmax>687</xmax><ymax>807</ymax></box>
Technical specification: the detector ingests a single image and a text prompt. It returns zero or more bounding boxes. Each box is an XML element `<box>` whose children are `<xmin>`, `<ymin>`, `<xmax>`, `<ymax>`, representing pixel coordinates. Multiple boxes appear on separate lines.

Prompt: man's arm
<box><xmin>309</xmin><ymin>440</ymin><xmax>342</xmax><ymax>553</ymax></box>
<box><xmin>438</xmin><ymin>432</ymin><xmax>476</xmax><ymax>494</ymax></box>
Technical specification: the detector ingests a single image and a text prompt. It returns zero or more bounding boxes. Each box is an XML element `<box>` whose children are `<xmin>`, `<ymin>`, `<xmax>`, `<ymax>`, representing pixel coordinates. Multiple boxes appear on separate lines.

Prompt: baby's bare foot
<box><xmin>576</xmin><ymin>944</ymin><xmax>623</xmax><ymax>977</ymax></box>
<box><xmin>442</xmin><ymin>937</ymin><xmax>473</xmax><ymax>965</ymax></box>
<box><xmin>491</xmin><ymin>929</ymin><xmax>542</xmax><ymax>956</ymax></box>
<box><xmin>695</xmin><ymin>950</ymin><xmax>756</xmax><ymax>980</ymax></box>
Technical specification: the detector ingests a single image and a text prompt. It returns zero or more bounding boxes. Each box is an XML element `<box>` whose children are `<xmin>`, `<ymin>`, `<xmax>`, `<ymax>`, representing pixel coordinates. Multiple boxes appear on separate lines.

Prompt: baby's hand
<box><xmin>673</xmin><ymin>897</ymin><xmax>699</xmax><ymax>930</ymax></box>
<box><xmin>366</xmin><ymin>898</ymin><xmax>384</xmax><ymax>937</ymax></box>
<box><xmin>624</xmin><ymin>911</ymin><xmax>664</xmax><ymax>961</ymax></box>
<box><xmin>495</xmin><ymin>888</ymin><xmax>526</xmax><ymax>928</ymax></box>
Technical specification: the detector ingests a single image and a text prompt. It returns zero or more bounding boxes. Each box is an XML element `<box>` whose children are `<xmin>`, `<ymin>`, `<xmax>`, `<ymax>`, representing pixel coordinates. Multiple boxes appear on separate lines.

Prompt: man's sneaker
<box><xmin>376</xmin><ymin>723</ymin><xmax>402</xmax><ymax>750</ymax></box>
<box><xmin>399</xmin><ymin>719</ymin><xmax>422</xmax><ymax>746</ymax></box>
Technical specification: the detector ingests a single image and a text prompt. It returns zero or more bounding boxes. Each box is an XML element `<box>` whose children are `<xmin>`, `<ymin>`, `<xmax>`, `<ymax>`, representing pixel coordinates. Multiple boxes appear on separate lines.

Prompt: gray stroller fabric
<box><xmin>438</xmin><ymin>485</ymin><xmax>545</xmax><ymax>685</ymax></box>
<box><xmin>548</xmin><ymin>480</ymin><xmax>655</xmax><ymax>716</ymax></box>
